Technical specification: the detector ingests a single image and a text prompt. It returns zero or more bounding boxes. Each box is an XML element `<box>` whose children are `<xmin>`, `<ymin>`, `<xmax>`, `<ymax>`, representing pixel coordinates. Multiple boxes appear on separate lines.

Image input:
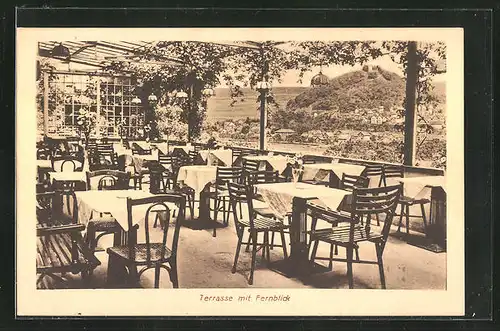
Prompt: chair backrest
<box><xmin>51</xmin><ymin>155</ymin><xmax>84</xmax><ymax>172</ymax></box>
<box><xmin>188</xmin><ymin>151</ymin><xmax>199</xmax><ymax>164</ymax></box>
<box><xmin>158</xmin><ymin>155</ymin><xmax>178</xmax><ymax>169</ymax></box>
<box><xmin>352</xmin><ymin>184</ymin><xmax>402</xmax><ymax>247</ymax></box>
<box><xmin>340</xmin><ymin>173</ymin><xmax>370</xmax><ymax>192</ymax></box>
<box><xmin>227</xmin><ymin>182</ymin><xmax>257</xmax><ymax>229</ymax></box>
<box><xmin>302</xmin><ymin>155</ymin><xmax>317</xmax><ymax>164</ymax></box>
<box><xmin>86</xmin><ymin>170</ymin><xmax>130</xmax><ymax>190</ymax></box>
<box><xmin>244</xmin><ymin>169</ymin><xmax>279</xmax><ymax>185</ymax></box>
<box><xmin>193</xmin><ymin>144</ymin><xmax>205</xmax><ymax>152</ymax></box>
<box><xmin>168</xmin><ymin>140</ymin><xmax>186</xmax><ymax>146</ymax></box>
<box><xmin>97</xmin><ymin>143</ymin><xmax>114</xmax><ymax>153</ymax></box>
<box><xmin>126</xmin><ymin>194</ymin><xmax>186</xmax><ymax>264</ymax></box>
<box><xmin>48</xmin><ymin>183</ymin><xmax>80</xmax><ymax>224</ymax></box>
<box><xmin>361</xmin><ymin>163</ymin><xmax>384</xmax><ymax>177</ymax></box>
<box><xmin>242</xmin><ymin>159</ymin><xmax>260</xmax><ymax>172</ymax></box>
<box><xmin>215</xmin><ymin>167</ymin><xmax>243</xmax><ymax>192</ymax></box>
<box><xmin>382</xmin><ymin>164</ymin><xmax>404</xmax><ymax>186</ymax></box>
<box><xmin>131</xmin><ymin>142</ymin><xmax>152</xmax><ymax>155</ymax></box>
<box><xmin>37</xmin><ymin>147</ymin><xmax>51</xmax><ymax>160</ymax></box>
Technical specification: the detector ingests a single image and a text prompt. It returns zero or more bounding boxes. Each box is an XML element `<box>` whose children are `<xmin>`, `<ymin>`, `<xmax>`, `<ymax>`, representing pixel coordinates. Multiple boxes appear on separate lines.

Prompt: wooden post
<box><xmin>43</xmin><ymin>71</ymin><xmax>49</xmax><ymax>136</ymax></box>
<box><xmin>404</xmin><ymin>41</ymin><xmax>418</xmax><ymax>166</ymax></box>
<box><xmin>259</xmin><ymin>91</ymin><xmax>266</xmax><ymax>151</ymax></box>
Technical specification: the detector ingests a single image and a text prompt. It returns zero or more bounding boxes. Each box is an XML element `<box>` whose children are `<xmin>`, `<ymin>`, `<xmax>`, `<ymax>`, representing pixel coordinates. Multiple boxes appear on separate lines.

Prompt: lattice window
<box><xmin>45</xmin><ymin>72</ymin><xmax>144</xmax><ymax>138</ymax></box>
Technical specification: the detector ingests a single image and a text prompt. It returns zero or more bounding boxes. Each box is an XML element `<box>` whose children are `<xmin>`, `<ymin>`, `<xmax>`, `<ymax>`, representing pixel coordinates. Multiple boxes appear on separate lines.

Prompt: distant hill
<box><xmin>287</xmin><ymin>66</ymin><xmax>406</xmax><ymax>112</ymax></box>
<box><xmin>207</xmin><ymin>69</ymin><xmax>445</xmax><ymax>120</ymax></box>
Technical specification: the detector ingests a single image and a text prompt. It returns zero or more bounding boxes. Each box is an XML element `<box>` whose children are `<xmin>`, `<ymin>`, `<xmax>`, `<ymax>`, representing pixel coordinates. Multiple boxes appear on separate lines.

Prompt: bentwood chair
<box><xmin>51</xmin><ymin>155</ymin><xmax>85</xmax><ymax>172</ymax></box>
<box><xmin>36</xmin><ymin>191</ymin><xmax>100</xmax><ymax>288</ymax></box>
<box><xmin>381</xmin><ymin>165</ymin><xmax>430</xmax><ymax>235</ymax></box>
<box><xmin>228</xmin><ymin>182</ymin><xmax>289</xmax><ymax>285</ymax></box>
<box><xmin>208</xmin><ymin>167</ymin><xmax>243</xmax><ymax>237</ymax></box>
<box><xmin>84</xmin><ymin>171</ymin><xmax>131</xmax><ymax>262</ymax></box>
<box><xmin>106</xmin><ymin>194</ymin><xmax>186</xmax><ymax>288</ymax></box>
<box><xmin>308</xmin><ymin>184</ymin><xmax>402</xmax><ymax>289</ymax></box>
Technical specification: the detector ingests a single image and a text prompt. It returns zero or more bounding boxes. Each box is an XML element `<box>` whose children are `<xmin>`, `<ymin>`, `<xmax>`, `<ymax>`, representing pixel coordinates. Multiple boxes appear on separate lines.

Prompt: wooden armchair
<box><xmin>308</xmin><ymin>184</ymin><xmax>402</xmax><ymax>289</ymax></box>
<box><xmin>36</xmin><ymin>192</ymin><xmax>100</xmax><ymax>289</ymax></box>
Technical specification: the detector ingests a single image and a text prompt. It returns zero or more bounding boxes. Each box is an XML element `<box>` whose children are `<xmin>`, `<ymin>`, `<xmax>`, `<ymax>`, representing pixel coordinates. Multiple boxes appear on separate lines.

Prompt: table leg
<box><xmin>268</xmin><ymin>197</ymin><xmax>330</xmax><ymax>281</ymax></box>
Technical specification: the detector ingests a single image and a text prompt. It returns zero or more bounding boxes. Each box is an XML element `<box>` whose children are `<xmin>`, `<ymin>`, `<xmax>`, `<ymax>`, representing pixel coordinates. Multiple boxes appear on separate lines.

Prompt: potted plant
<box><xmin>76</xmin><ymin>106</ymin><xmax>96</xmax><ymax>147</ymax></box>
<box><xmin>286</xmin><ymin>153</ymin><xmax>304</xmax><ymax>184</ymax></box>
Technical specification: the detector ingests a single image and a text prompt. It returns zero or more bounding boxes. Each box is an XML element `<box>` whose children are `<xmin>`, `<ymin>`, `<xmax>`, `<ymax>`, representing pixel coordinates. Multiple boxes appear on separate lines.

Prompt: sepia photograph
<box><xmin>16</xmin><ymin>27</ymin><xmax>464</xmax><ymax>316</ymax></box>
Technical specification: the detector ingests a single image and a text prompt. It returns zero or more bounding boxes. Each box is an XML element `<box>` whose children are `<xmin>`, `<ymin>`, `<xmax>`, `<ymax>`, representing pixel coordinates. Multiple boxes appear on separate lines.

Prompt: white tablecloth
<box><xmin>48</xmin><ymin>171</ymin><xmax>87</xmax><ymax>184</ymax></box>
<box><xmin>302</xmin><ymin>163</ymin><xmax>366</xmax><ymax>182</ymax></box>
<box><xmin>75</xmin><ymin>190</ymin><xmax>157</xmax><ymax>230</ymax></box>
<box><xmin>198</xmin><ymin>149</ymin><xmax>233</xmax><ymax>166</ymax></box>
<box><xmin>118</xmin><ymin>150</ymin><xmax>159</xmax><ymax>173</ymax></box>
<box><xmin>176</xmin><ymin>165</ymin><xmax>217</xmax><ymax>199</ymax></box>
<box><xmin>255</xmin><ymin>182</ymin><xmax>351</xmax><ymax>219</ymax></box>
<box><xmin>242</xmin><ymin>155</ymin><xmax>289</xmax><ymax>173</ymax></box>
<box><xmin>399</xmin><ymin>176</ymin><xmax>446</xmax><ymax>199</ymax></box>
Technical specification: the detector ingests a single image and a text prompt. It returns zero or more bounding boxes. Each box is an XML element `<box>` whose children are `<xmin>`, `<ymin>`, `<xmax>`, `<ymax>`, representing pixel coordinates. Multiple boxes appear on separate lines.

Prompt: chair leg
<box><xmin>310</xmin><ymin>240</ymin><xmax>319</xmax><ymax>263</ymax></box>
<box><xmin>232</xmin><ymin>228</ymin><xmax>244</xmax><ymax>273</ymax></box>
<box><xmin>420</xmin><ymin>203</ymin><xmax>428</xmax><ymax>232</ymax></box>
<box><xmin>239</xmin><ymin>201</ymin><xmax>243</xmax><ymax>218</ymax></box>
<box><xmin>169</xmin><ymin>261</ymin><xmax>179</xmax><ymax>288</ymax></box>
<box><xmin>376</xmin><ymin>243</ymin><xmax>386</xmax><ymax>289</ymax></box>
<box><xmin>245</xmin><ymin>233</ymin><xmax>252</xmax><ymax>252</ymax></box>
<box><xmin>397</xmin><ymin>204</ymin><xmax>404</xmax><ymax>232</ymax></box>
<box><xmin>329</xmin><ymin>244</ymin><xmax>334</xmax><ymax>270</ymax></box>
<box><xmin>213</xmin><ymin>198</ymin><xmax>219</xmax><ymax>222</ymax></box>
<box><xmin>270</xmin><ymin>231</ymin><xmax>275</xmax><ymax>250</ymax></box>
<box><xmin>375</xmin><ymin>213</ymin><xmax>380</xmax><ymax>226</ymax></box>
<box><xmin>279</xmin><ymin>230</ymin><xmax>288</xmax><ymax>258</ymax></box>
<box><xmin>346</xmin><ymin>245</ymin><xmax>354</xmax><ymax>289</ymax></box>
<box><xmin>308</xmin><ymin>217</ymin><xmax>318</xmax><ymax>251</ymax></box>
<box><xmin>154</xmin><ymin>265</ymin><xmax>161</xmax><ymax>288</ymax></box>
<box><xmin>249</xmin><ymin>231</ymin><xmax>258</xmax><ymax>285</ymax></box>
<box><xmin>405</xmin><ymin>204</ymin><xmax>410</xmax><ymax>234</ymax></box>
<box><xmin>355</xmin><ymin>247</ymin><xmax>360</xmax><ymax>261</ymax></box>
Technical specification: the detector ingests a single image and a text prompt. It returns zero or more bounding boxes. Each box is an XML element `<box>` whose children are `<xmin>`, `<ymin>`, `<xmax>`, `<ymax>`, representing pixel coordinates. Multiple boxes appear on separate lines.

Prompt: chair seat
<box><xmin>311</xmin><ymin>225</ymin><xmax>383</xmax><ymax>245</ymax></box>
<box><xmin>107</xmin><ymin>243</ymin><xmax>172</xmax><ymax>265</ymax></box>
<box><xmin>89</xmin><ymin>217</ymin><xmax>119</xmax><ymax>231</ymax></box>
<box><xmin>399</xmin><ymin>196</ymin><xmax>430</xmax><ymax>205</ymax></box>
<box><xmin>239</xmin><ymin>216</ymin><xmax>289</xmax><ymax>231</ymax></box>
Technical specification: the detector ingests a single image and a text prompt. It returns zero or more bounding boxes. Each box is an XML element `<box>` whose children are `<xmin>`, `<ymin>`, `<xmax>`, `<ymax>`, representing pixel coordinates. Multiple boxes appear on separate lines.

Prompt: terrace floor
<box><xmin>41</xmin><ymin>196</ymin><xmax>447</xmax><ymax>290</ymax></box>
